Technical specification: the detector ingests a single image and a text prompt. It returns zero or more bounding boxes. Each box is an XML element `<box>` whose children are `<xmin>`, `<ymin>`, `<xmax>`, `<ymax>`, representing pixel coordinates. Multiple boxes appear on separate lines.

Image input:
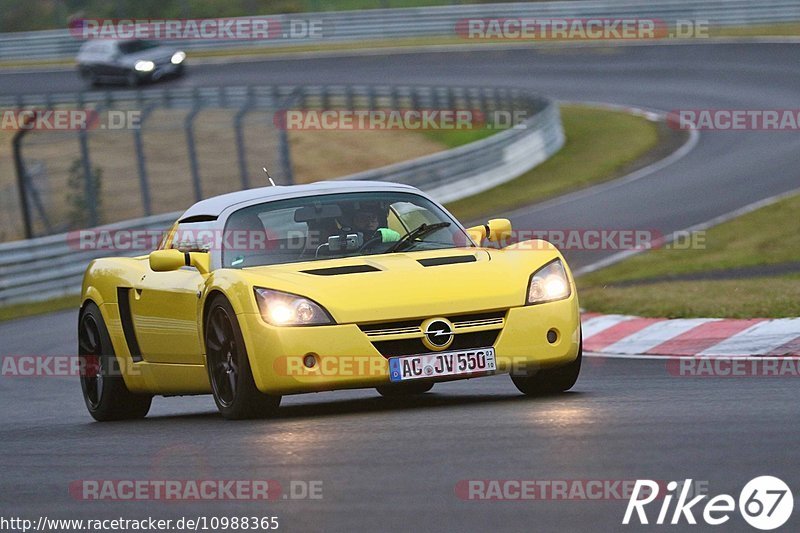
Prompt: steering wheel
<box><xmin>358</xmin><ymin>231</ymin><xmax>383</xmax><ymax>252</ymax></box>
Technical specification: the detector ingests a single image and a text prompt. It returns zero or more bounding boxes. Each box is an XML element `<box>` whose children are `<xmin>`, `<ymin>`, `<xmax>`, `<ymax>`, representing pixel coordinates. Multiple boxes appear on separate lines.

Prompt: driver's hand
<box><xmin>377</xmin><ymin>228</ymin><xmax>401</xmax><ymax>242</ymax></box>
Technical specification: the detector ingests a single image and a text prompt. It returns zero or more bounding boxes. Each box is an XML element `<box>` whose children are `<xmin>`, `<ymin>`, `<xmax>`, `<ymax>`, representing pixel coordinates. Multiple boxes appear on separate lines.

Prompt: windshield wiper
<box><xmin>386</xmin><ymin>222</ymin><xmax>451</xmax><ymax>253</ymax></box>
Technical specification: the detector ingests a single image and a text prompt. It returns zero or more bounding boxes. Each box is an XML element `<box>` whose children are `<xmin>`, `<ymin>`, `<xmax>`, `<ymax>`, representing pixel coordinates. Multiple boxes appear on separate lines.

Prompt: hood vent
<box><xmin>417</xmin><ymin>255</ymin><xmax>477</xmax><ymax>267</ymax></box>
<box><xmin>302</xmin><ymin>265</ymin><xmax>380</xmax><ymax>276</ymax></box>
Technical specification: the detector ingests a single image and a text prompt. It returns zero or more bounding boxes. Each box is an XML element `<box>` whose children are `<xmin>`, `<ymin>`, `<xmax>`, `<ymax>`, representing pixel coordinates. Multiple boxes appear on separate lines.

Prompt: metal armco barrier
<box><xmin>1</xmin><ymin>0</ymin><xmax>799</xmax><ymax>61</ymax></box>
<box><xmin>0</xmin><ymin>85</ymin><xmax>564</xmax><ymax>307</ymax></box>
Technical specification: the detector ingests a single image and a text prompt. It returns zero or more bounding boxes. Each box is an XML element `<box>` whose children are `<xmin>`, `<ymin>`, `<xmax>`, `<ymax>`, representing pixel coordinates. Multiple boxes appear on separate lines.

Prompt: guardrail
<box><xmin>1</xmin><ymin>0</ymin><xmax>799</xmax><ymax>61</ymax></box>
<box><xmin>0</xmin><ymin>84</ymin><xmax>563</xmax><ymax>307</ymax></box>
<box><xmin>2</xmin><ymin>84</ymin><xmax>552</xmax><ymax>237</ymax></box>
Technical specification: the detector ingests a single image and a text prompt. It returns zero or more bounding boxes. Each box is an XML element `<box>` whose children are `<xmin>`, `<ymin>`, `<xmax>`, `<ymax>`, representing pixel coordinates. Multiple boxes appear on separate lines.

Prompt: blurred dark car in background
<box><xmin>76</xmin><ymin>39</ymin><xmax>186</xmax><ymax>86</ymax></box>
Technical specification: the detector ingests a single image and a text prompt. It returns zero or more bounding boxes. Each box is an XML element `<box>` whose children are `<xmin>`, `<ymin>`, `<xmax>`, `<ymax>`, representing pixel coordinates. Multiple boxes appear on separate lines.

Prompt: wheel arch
<box><xmin>201</xmin><ymin>289</ymin><xmax>229</xmax><ymax>337</ymax></box>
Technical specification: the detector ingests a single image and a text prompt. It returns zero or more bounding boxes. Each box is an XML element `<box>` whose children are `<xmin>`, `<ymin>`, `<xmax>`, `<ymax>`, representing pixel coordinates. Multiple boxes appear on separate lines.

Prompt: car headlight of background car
<box><xmin>171</xmin><ymin>51</ymin><xmax>186</xmax><ymax>65</ymax></box>
<box><xmin>134</xmin><ymin>60</ymin><xmax>155</xmax><ymax>72</ymax></box>
<box><xmin>527</xmin><ymin>259</ymin><xmax>571</xmax><ymax>305</ymax></box>
<box><xmin>254</xmin><ymin>288</ymin><xmax>334</xmax><ymax>326</ymax></box>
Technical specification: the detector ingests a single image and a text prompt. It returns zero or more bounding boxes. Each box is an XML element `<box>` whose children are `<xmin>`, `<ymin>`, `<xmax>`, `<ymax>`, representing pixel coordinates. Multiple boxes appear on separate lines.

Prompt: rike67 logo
<box><xmin>623</xmin><ymin>476</ymin><xmax>793</xmax><ymax>530</ymax></box>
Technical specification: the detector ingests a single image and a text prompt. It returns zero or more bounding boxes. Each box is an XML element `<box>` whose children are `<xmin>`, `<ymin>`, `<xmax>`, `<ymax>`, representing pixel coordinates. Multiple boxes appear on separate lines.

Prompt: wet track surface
<box><xmin>0</xmin><ymin>313</ymin><xmax>800</xmax><ymax>531</ymax></box>
<box><xmin>2</xmin><ymin>310</ymin><xmax>800</xmax><ymax>532</ymax></box>
<box><xmin>1</xmin><ymin>42</ymin><xmax>800</xmax><ymax>531</ymax></box>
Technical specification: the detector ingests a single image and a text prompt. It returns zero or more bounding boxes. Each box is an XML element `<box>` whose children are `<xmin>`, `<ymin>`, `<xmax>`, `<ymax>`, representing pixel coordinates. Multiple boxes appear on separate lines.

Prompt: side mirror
<box><xmin>487</xmin><ymin>218</ymin><xmax>512</xmax><ymax>242</ymax></box>
<box><xmin>465</xmin><ymin>224</ymin><xmax>487</xmax><ymax>244</ymax></box>
<box><xmin>149</xmin><ymin>249</ymin><xmax>210</xmax><ymax>275</ymax></box>
<box><xmin>466</xmin><ymin>218</ymin><xmax>512</xmax><ymax>244</ymax></box>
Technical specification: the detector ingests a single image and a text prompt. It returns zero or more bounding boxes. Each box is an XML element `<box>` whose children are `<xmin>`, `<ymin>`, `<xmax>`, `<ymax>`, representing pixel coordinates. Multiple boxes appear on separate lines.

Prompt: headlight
<box><xmin>171</xmin><ymin>51</ymin><xmax>186</xmax><ymax>64</ymax></box>
<box><xmin>254</xmin><ymin>287</ymin><xmax>334</xmax><ymax>326</ymax></box>
<box><xmin>527</xmin><ymin>259</ymin><xmax>571</xmax><ymax>305</ymax></box>
<box><xmin>134</xmin><ymin>60</ymin><xmax>155</xmax><ymax>72</ymax></box>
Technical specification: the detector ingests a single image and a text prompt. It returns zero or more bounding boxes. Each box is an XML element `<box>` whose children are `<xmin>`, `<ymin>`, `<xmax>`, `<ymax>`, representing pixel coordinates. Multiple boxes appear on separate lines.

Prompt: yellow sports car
<box><xmin>79</xmin><ymin>181</ymin><xmax>581</xmax><ymax>420</ymax></box>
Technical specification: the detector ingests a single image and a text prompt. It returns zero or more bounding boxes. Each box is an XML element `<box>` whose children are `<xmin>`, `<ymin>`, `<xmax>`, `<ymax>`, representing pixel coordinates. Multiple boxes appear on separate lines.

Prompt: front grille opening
<box><xmin>359</xmin><ymin>310</ymin><xmax>506</xmax><ymax>334</ymax></box>
<box><xmin>450</xmin><ymin>310</ymin><xmax>506</xmax><ymax>324</ymax></box>
<box><xmin>360</xmin><ymin>319</ymin><xmax>422</xmax><ymax>334</ymax></box>
<box><xmin>372</xmin><ymin>330</ymin><xmax>500</xmax><ymax>358</ymax></box>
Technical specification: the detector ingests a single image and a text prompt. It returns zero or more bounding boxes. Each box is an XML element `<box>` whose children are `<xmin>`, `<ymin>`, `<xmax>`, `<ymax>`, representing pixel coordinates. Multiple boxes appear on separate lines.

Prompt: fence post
<box><xmin>234</xmin><ymin>86</ymin><xmax>253</xmax><ymax>190</ymax></box>
<box><xmin>277</xmin><ymin>127</ymin><xmax>294</xmax><ymax>186</ymax></box>
<box><xmin>432</xmin><ymin>86</ymin><xmax>442</xmax><ymax>110</ymax></box>
<box><xmin>185</xmin><ymin>89</ymin><xmax>204</xmax><ymax>202</ymax></box>
<box><xmin>12</xmin><ymin>124</ymin><xmax>34</xmax><ymax>239</ymax></box>
<box><xmin>276</xmin><ymin>87</ymin><xmax>300</xmax><ymax>185</ymax></box>
<box><xmin>77</xmin><ymin>93</ymin><xmax>99</xmax><ymax>228</ymax></box>
<box><xmin>132</xmin><ymin>102</ymin><xmax>156</xmax><ymax>216</ymax></box>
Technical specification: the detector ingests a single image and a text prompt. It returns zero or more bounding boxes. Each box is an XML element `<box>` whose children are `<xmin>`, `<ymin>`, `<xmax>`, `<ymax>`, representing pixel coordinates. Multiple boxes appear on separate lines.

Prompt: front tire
<box><xmin>376</xmin><ymin>381</ymin><xmax>434</xmax><ymax>397</ymax></box>
<box><xmin>78</xmin><ymin>67</ymin><xmax>99</xmax><ymax>86</ymax></box>
<box><xmin>79</xmin><ymin>302</ymin><xmax>152</xmax><ymax>421</ymax></box>
<box><xmin>511</xmin><ymin>339</ymin><xmax>582</xmax><ymax>396</ymax></box>
<box><xmin>205</xmin><ymin>295</ymin><xmax>281</xmax><ymax>420</ymax></box>
<box><xmin>126</xmin><ymin>71</ymin><xmax>140</xmax><ymax>87</ymax></box>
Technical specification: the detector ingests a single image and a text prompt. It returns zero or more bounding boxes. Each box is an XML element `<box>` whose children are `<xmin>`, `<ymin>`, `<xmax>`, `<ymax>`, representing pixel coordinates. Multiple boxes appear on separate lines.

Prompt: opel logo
<box><xmin>421</xmin><ymin>317</ymin><xmax>454</xmax><ymax>351</ymax></box>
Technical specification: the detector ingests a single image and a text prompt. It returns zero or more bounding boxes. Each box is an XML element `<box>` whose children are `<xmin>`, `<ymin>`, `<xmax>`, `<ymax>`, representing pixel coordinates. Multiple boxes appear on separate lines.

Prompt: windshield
<box><xmin>222</xmin><ymin>191</ymin><xmax>471</xmax><ymax>268</ymax></box>
<box><xmin>117</xmin><ymin>40</ymin><xmax>159</xmax><ymax>55</ymax></box>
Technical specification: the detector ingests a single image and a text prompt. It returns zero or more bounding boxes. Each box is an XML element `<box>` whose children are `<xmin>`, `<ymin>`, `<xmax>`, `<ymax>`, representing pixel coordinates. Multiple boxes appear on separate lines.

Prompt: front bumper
<box><xmin>137</xmin><ymin>62</ymin><xmax>183</xmax><ymax>81</ymax></box>
<box><xmin>237</xmin><ymin>294</ymin><xmax>580</xmax><ymax>395</ymax></box>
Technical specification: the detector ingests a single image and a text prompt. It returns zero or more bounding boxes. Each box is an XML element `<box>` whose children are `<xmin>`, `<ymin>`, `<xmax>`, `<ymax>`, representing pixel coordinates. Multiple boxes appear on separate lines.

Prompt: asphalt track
<box><xmin>1</xmin><ymin>42</ymin><xmax>799</xmax><ymax>532</ymax></box>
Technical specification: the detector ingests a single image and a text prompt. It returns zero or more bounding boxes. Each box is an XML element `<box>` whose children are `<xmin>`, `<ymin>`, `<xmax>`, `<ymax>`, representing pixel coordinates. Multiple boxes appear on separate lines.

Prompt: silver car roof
<box><xmin>178</xmin><ymin>180</ymin><xmax>423</xmax><ymax>221</ymax></box>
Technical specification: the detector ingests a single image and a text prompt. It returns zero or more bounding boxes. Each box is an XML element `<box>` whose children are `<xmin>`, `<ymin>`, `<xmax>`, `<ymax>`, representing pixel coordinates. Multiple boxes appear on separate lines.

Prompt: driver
<box><xmin>351</xmin><ymin>204</ymin><xmax>400</xmax><ymax>243</ymax></box>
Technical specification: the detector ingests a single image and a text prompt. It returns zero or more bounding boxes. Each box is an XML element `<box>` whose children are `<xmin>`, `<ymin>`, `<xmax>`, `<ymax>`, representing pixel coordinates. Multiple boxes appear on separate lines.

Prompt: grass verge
<box><xmin>578</xmin><ymin>193</ymin><xmax>800</xmax><ymax>318</ymax></box>
<box><xmin>444</xmin><ymin>104</ymin><xmax>663</xmax><ymax>222</ymax></box>
<box><xmin>579</xmin><ymin>275</ymin><xmax>800</xmax><ymax>319</ymax></box>
<box><xmin>0</xmin><ymin>295</ymin><xmax>79</xmax><ymax>322</ymax></box>
<box><xmin>0</xmin><ymin>104</ymin><xmax>673</xmax><ymax>321</ymax></box>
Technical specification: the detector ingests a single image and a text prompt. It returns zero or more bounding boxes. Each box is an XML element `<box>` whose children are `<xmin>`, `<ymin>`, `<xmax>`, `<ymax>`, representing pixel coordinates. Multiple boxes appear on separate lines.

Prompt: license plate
<box><xmin>389</xmin><ymin>348</ymin><xmax>496</xmax><ymax>382</ymax></box>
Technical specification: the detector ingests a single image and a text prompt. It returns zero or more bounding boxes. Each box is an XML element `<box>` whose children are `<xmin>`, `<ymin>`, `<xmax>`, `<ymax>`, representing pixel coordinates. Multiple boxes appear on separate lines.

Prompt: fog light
<box><xmin>546</xmin><ymin>329</ymin><xmax>558</xmax><ymax>344</ymax></box>
<box><xmin>303</xmin><ymin>354</ymin><xmax>317</xmax><ymax>368</ymax></box>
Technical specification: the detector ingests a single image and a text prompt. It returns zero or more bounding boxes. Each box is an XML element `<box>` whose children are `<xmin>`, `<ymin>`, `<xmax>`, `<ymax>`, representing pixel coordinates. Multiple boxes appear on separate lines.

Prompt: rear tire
<box><xmin>511</xmin><ymin>339</ymin><xmax>582</xmax><ymax>396</ymax></box>
<box><xmin>79</xmin><ymin>302</ymin><xmax>152</xmax><ymax>421</ymax></box>
<box><xmin>376</xmin><ymin>381</ymin><xmax>433</xmax><ymax>397</ymax></box>
<box><xmin>205</xmin><ymin>295</ymin><xmax>281</xmax><ymax>420</ymax></box>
